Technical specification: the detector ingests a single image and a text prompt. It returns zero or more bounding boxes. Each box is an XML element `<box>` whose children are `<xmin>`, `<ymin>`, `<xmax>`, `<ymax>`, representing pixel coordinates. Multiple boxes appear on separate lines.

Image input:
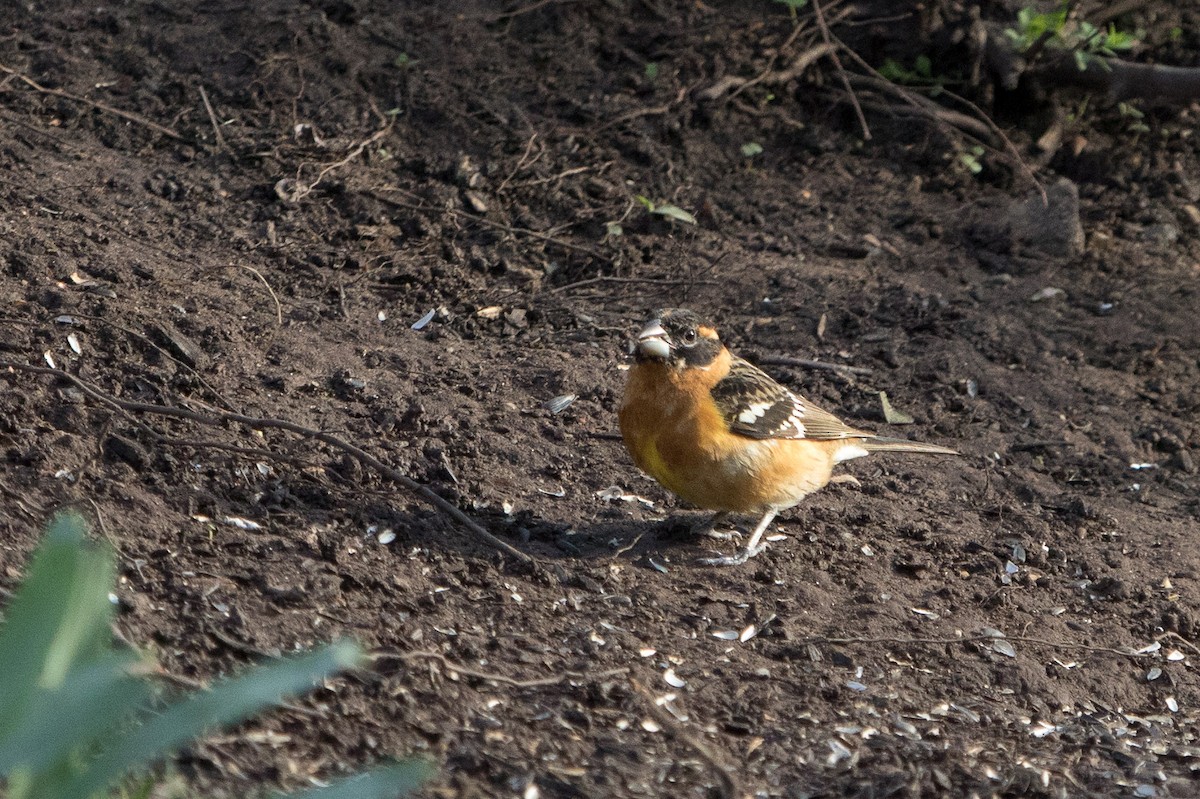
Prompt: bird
<box><xmin>618</xmin><ymin>308</ymin><xmax>958</xmax><ymax>566</ymax></box>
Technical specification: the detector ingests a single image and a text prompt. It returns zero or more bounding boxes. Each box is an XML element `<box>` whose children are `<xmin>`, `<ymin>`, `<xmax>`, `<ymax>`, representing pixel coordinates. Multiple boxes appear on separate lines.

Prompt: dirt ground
<box><xmin>2</xmin><ymin>1</ymin><xmax>1200</xmax><ymax>797</ymax></box>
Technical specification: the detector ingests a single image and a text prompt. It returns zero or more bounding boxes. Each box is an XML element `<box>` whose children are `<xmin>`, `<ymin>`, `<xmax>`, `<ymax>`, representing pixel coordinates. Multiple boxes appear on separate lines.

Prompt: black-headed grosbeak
<box><xmin>619</xmin><ymin>308</ymin><xmax>958</xmax><ymax>566</ymax></box>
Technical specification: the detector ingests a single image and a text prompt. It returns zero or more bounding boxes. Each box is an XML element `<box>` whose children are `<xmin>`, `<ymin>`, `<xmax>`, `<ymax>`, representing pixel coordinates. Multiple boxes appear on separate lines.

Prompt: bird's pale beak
<box><xmin>636</xmin><ymin>319</ymin><xmax>671</xmax><ymax>361</ymax></box>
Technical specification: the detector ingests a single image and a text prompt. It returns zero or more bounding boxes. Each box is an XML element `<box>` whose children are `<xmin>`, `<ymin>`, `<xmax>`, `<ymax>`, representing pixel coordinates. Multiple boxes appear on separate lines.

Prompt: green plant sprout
<box><xmin>1005</xmin><ymin>3</ymin><xmax>1140</xmax><ymax>70</ymax></box>
<box><xmin>958</xmin><ymin>144</ymin><xmax>985</xmax><ymax>175</ymax></box>
<box><xmin>774</xmin><ymin>0</ymin><xmax>809</xmax><ymax>20</ymax></box>
<box><xmin>0</xmin><ymin>511</ymin><xmax>433</xmax><ymax>799</ymax></box>
<box><xmin>635</xmin><ymin>195</ymin><xmax>697</xmax><ymax>225</ymax></box>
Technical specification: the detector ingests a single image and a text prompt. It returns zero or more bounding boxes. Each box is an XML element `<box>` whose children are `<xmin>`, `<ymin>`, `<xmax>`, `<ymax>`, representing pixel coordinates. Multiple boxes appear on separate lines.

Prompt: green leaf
<box><xmin>0</xmin><ymin>511</ymin><xmax>115</xmax><ymax>738</ymax></box>
<box><xmin>634</xmin><ymin>195</ymin><xmax>655</xmax><ymax>212</ymax></box>
<box><xmin>66</xmin><ymin>641</ymin><xmax>366</xmax><ymax>799</ymax></box>
<box><xmin>879</xmin><ymin>392</ymin><xmax>915</xmax><ymax>425</ymax></box>
<box><xmin>643</xmin><ymin>62</ymin><xmax>658</xmax><ymax>81</ymax></box>
<box><xmin>283</xmin><ymin>759</ymin><xmax>436</xmax><ymax>799</ymax></box>
<box><xmin>740</xmin><ymin>142</ymin><xmax>763</xmax><ymax>158</ymax></box>
<box><xmin>914</xmin><ymin>54</ymin><xmax>932</xmax><ymax>78</ymax></box>
<box><xmin>651</xmin><ymin>204</ymin><xmax>697</xmax><ymax>225</ymax></box>
<box><xmin>0</xmin><ymin>653</ymin><xmax>151</xmax><ymax>775</ymax></box>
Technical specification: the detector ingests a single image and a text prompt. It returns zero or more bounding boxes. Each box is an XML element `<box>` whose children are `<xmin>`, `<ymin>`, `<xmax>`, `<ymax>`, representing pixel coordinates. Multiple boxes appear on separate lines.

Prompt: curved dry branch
<box><xmin>0</xmin><ymin>361</ymin><xmax>535</xmax><ymax>564</ymax></box>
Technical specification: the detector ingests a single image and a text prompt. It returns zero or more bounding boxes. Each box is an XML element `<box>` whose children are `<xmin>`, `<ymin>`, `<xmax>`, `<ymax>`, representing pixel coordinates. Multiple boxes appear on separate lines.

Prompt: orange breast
<box><xmin>619</xmin><ymin>361</ymin><xmax>841</xmax><ymax>513</ymax></box>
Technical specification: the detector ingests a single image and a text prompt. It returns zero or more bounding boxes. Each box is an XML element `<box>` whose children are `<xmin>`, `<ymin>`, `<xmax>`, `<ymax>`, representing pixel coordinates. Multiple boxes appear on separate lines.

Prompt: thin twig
<box><xmin>0</xmin><ymin>61</ymin><xmax>185</xmax><ymax>141</ymax></box>
<box><xmin>630</xmin><ymin>678</ymin><xmax>741</xmax><ymax>799</ymax></box>
<box><xmin>285</xmin><ymin>122</ymin><xmax>393</xmax><ymax>203</ymax></box>
<box><xmin>547</xmin><ymin>275</ymin><xmax>720</xmax><ymax>294</ymax></box>
<box><xmin>0</xmin><ymin>361</ymin><xmax>534</xmax><ymax>563</ymax></box>
<box><xmin>812</xmin><ymin>0</ymin><xmax>870</xmax><ymax>140</ymax></box>
<box><xmin>595</xmin><ymin>86</ymin><xmax>688</xmax><ymax>133</ymax></box>
<box><xmin>230</xmin><ymin>264</ymin><xmax>283</xmax><ymax>326</ymax></box>
<box><xmin>756</xmin><ymin>355</ymin><xmax>873</xmax><ymax>375</ymax></box>
<box><xmin>803</xmin><ymin>632</ymin><xmax>1159</xmax><ymax>659</ymax></box>
<box><xmin>377</xmin><ymin>650</ymin><xmax>629</xmax><ymax>688</ymax></box>
<box><xmin>197</xmin><ymin>85</ymin><xmax>227</xmax><ymax>152</ymax></box>
<box><xmin>371</xmin><ymin>188</ymin><xmax>611</xmax><ymax>264</ymax></box>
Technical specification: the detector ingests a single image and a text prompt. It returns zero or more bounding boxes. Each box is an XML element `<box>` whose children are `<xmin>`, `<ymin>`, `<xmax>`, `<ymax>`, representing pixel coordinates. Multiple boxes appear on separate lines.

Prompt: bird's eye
<box><xmin>681</xmin><ymin>328</ymin><xmax>698</xmax><ymax>345</ymax></box>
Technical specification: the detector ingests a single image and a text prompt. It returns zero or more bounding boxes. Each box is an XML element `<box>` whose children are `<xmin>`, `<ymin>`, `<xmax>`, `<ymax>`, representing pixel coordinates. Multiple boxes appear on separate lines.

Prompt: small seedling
<box><xmin>958</xmin><ymin>144</ymin><xmax>985</xmax><ymax>175</ymax></box>
<box><xmin>644</xmin><ymin>62</ymin><xmax>659</xmax><ymax>82</ymax></box>
<box><xmin>1118</xmin><ymin>101</ymin><xmax>1150</xmax><ymax>134</ymax></box>
<box><xmin>740</xmin><ymin>142</ymin><xmax>764</xmax><ymax>158</ymax></box>
<box><xmin>635</xmin><ymin>195</ymin><xmax>697</xmax><ymax>225</ymax></box>
<box><xmin>774</xmin><ymin>0</ymin><xmax>809</xmax><ymax>20</ymax></box>
<box><xmin>1005</xmin><ymin>3</ymin><xmax>1141</xmax><ymax>70</ymax></box>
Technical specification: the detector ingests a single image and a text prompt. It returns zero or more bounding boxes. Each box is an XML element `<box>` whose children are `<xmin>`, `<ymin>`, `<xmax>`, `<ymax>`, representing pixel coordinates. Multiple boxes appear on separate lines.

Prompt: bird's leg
<box><xmin>699</xmin><ymin>509</ymin><xmax>778</xmax><ymax>567</ymax></box>
<box><xmin>690</xmin><ymin>510</ymin><xmax>738</xmax><ymax>540</ymax></box>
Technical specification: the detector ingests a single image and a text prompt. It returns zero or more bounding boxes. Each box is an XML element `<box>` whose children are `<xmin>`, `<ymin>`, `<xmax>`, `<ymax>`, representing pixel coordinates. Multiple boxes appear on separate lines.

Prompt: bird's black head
<box><xmin>633</xmin><ymin>308</ymin><xmax>723</xmax><ymax>369</ymax></box>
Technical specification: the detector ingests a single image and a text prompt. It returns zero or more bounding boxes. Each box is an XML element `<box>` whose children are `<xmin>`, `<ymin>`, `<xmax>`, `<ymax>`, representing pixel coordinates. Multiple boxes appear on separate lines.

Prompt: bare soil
<box><xmin>2</xmin><ymin>2</ymin><xmax>1200</xmax><ymax>797</ymax></box>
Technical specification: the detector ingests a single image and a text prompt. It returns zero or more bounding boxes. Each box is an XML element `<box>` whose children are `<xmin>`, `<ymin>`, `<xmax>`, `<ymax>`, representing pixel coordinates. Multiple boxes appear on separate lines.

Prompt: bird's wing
<box><xmin>711</xmin><ymin>356</ymin><xmax>870</xmax><ymax>441</ymax></box>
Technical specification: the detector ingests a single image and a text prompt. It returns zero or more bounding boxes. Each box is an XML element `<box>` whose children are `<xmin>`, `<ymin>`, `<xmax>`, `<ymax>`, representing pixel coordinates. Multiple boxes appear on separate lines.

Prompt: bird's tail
<box><xmin>863</xmin><ymin>436</ymin><xmax>959</xmax><ymax>456</ymax></box>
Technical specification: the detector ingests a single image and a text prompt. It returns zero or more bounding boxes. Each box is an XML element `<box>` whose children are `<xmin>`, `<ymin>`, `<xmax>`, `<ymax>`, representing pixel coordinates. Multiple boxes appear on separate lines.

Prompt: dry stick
<box><xmin>288</xmin><ymin>122</ymin><xmax>393</xmax><ymax>202</ymax></box>
<box><xmin>835</xmin><ymin>45</ymin><xmax>1046</xmax><ymax>202</ymax></box>
<box><xmin>378</xmin><ymin>650</ymin><xmax>629</xmax><ymax>688</ymax></box>
<box><xmin>197</xmin><ymin>85</ymin><xmax>226</xmax><ymax>152</ymax></box>
<box><xmin>51</xmin><ymin>311</ymin><xmax>238</xmax><ymax>411</ymax></box>
<box><xmin>630</xmin><ymin>678</ymin><xmax>741</xmax><ymax>799</ymax></box>
<box><xmin>0</xmin><ymin>361</ymin><xmax>534</xmax><ymax>564</ymax></box>
<box><xmin>548</xmin><ymin>275</ymin><xmax>720</xmax><ymax>295</ymax></box>
<box><xmin>804</xmin><ymin>632</ymin><xmax>1158</xmax><ymax>659</ymax></box>
<box><xmin>228</xmin><ymin>264</ymin><xmax>283</xmax><ymax>326</ymax></box>
<box><xmin>756</xmin><ymin>355</ymin><xmax>873</xmax><ymax>375</ymax></box>
<box><xmin>812</xmin><ymin>0</ymin><xmax>870</xmax><ymax>140</ymax></box>
<box><xmin>701</xmin><ymin>43</ymin><xmax>835</xmax><ymax>102</ymax></box>
<box><xmin>371</xmin><ymin>189</ymin><xmax>611</xmax><ymax>264</ymax></box>
<box><xmin>0</xmin><ymin>62</ymin><xmax>185</xmax><ymax>141</ymax></box>
<box><xmin>595</xmin><ymin>86</ymin><xmax>688</xmax><ymax>133</ymax></box>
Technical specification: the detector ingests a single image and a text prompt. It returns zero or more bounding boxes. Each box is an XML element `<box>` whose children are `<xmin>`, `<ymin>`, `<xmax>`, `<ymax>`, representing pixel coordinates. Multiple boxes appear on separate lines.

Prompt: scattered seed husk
<box><xmin>1137</xmin><ymin>642</ymin><xmax>1162</xmax><ymax>655</ymax></box>
<box><xmin>1167</xmin><ymin>697</ymin><xmax>1179</xmax><ymax>712</ymax></box>
<box><xmin>476</xmin><ymin>305</ymin><xmax>503</xmax><ymax>320</ymax></box>
<box><xmin>911</xmin><ymin>608</ymin><xmax>939</xmax><ymax>620</ymax></box>
<box><xmin>647</xmin><ymin>558</ymin><xmax>668</xmax><ymax>573</ymax></box>
<box><xmin>639</xmin><ymin>647</ymin><xmax>656</xmax><ymax>657</ymax></box>
<box><xmin>739</xmin><ymin>624</ymin><xmax>758</xmax><ymax>643</ymax></box>
<box><xmin>879</xmin><ymin>392</ymin><xmax>914</xmax><ymax>424</ymax></box>
<box><xmin>640</xmin><ymin>718</ymin><xmax>662</xmax><ymax>733</ymax></box>
<box><xmin>43</xmin><ymin>351</ymin><xmax>56</xmax><ymax>368</ymax></box>
<box><xmin>54</xmin><ymin>315</ymin><xmax>79</xmax><ymax>325</ymax></box>
<box><xmin>595</xmin><ymin>486</ymin><xmax>655</xmax><ymax>508</ymax></box>
<box><xmin>1167</xmin><ymin>649</ymin><xmax>1185</xmax><ymax>662</ymax></box>
<box><xmin>846</xmin><ymin>680</ymin><xmax>867</xmax><ymax>692</ymax></box>
<box><xmin>377</xmin><ymin>530</ymin><xmax>396</xmax><ymax>544</ymax></box>
<box><xmin>220</xmin><ymin>516</ymin><xmax>262</xmax><ymax>530</ymax></box>
<box><xmin>411</xmin><ymin>308</ymin><xmax>436</xmax><ymax>330</ymax></box>
<box><xmin>544</xmin><ymin>394</ymin><xmax>577</xmax><ymax>414</ymax></box>
<box><xmin>1030</xmin><ymin>286</ymin><xmax>1066</xmax><ymax>302</ymax></box>
<box><xmin>1147</xmin><ymin>667</ymin><xmax>1163</xmax><ymax>681</ymax></box>
<box><xmin>992</xmin><ymin>639</ymin><xmax>1017</xmax><ymax>658</ymax></box>
<box><xmin>663</xmin><ymin>668</ymin><xmax>686</xmax><ymax>688</ymax></box>
<box><xmin>712</xmin><ymin>630</ymin><xmax>739</xmax><ymax>641</ymax></box>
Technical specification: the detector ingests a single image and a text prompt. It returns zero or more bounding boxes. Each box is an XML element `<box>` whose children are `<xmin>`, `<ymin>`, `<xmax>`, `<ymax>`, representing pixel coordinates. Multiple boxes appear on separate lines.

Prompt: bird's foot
<box><xmin>697</xmin><ymin>541</ymin><xmax>768</xmax><ymax>567</ymax></box>
<box><xmin>690</xmin><ymin>512</ymin><xmax>739</xmax><ymax>540</ymax></box>
<box><xmin>829</xmin><ymin>474</ymin><xmax>862</xmax><ymax>488</ymax></box>
<box><xmin>695</xmin><ymin>526</ymin><xmax>741</xmax><ymax>541</ymax></box>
